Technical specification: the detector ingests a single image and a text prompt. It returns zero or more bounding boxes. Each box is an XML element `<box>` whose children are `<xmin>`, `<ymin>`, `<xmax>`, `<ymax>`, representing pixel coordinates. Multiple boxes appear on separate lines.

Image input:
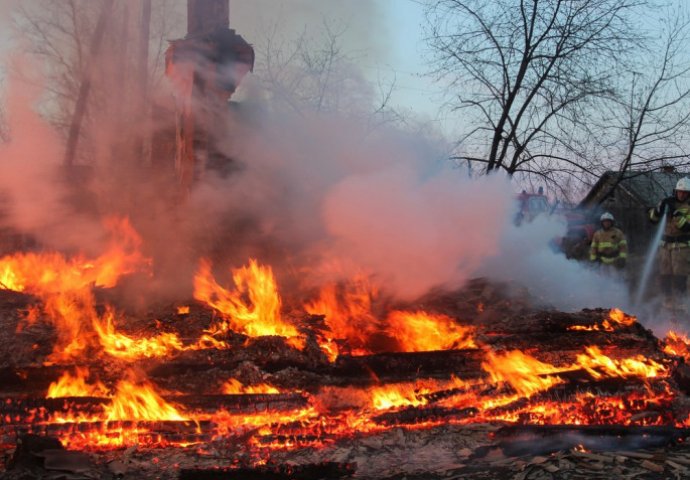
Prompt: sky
<box><xmin>0</xmin><ymin>0</ymin><xmax>450</xmax><ymax>130</ymax></box>
<box><xmin>227</xmin><ymin>0</ymin><xmax>448</xmax><ymax>123</ymax></box>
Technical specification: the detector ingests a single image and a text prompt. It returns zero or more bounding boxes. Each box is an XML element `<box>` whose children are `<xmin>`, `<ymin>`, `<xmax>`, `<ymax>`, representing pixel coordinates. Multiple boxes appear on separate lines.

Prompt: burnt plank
<box><xmin>0</xmin><ymin>393</ymin><xmax>309</xmax><ymax>425</ymax></box>
<box><xmin>178</xmin><ymin>462</ymin><xmax>356</xmax><ymax>480</ymax></box>
<box><xmin>331</xmin><ymin>349</ymin><xmax>486</xmax><ymax>384</ymax></box>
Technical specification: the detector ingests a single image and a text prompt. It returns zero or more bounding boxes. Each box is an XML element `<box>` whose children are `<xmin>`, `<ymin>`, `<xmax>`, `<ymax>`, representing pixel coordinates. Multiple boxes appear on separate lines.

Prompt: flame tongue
<box><xmin>576</xmin><ymin>346</ymin><xmax>667</xmax><ymax>379</ymax></box>
<box><xmin>194</xmin><ymin>259</ymin><xmax>303</xmax><ymax>347</ymax></box>
<box><xmin>387</xmin><ymin>310</ymin><xmax>476</xmax><ymax>352</ymax></box>
<box><xmin>105</xmin><ymin>380</ymin><xmax>187</xmax><ymax>422</ymax></box>
<box><xmin>0</xmin><ymin>217</ymin><xmax>150</xmax><ymax>361</ymax></box>
<box><xmin>482</xmin><ymin>350</ymin><xmax>568</xmax><ymax>398</ymax></box>
<box><xmin>47</xmin><ymin>367</ymin><xmax>108</xmax><ymax>398</ymax></box>
<box><xmin>222</xmin><ymin>379</ymin><xmax>280</xmax><ymax>394</ymax></box>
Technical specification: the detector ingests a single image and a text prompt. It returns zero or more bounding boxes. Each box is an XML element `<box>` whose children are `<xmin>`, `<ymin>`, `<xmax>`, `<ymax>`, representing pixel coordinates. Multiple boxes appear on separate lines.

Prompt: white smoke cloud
<box><xmin>477</xmin><ymin>214</ymin><xmax>631</xmax><ymax>311</ymax></box>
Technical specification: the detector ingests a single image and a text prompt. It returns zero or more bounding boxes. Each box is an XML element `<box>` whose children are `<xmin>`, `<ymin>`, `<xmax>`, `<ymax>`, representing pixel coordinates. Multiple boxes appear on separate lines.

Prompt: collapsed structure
<box><xmin>3</xmin><ymin>2</ymin><xmax>690</xmax><ymax>480</ymax></box>
<box><xmin>165</xmin><ymin>0</ymin><xmax>254</xmax><ymax>197</ymax></box>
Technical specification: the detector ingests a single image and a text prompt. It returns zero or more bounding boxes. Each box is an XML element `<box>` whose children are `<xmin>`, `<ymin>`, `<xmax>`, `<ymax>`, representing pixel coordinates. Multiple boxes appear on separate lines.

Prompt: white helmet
<box><xmin>600</xmin><ymin>212</ymin><xmax>615</xmax><ymax>222</ymax></box>
<box><xmin>676</xmin><ymin>177</ymin><xmax>690</xmax><ymax>192</ymax></box>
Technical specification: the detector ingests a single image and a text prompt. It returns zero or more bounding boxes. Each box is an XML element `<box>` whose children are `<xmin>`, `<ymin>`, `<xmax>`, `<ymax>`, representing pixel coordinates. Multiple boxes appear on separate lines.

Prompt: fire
<box><xmin>194</xmin><ymin>259</ymin><xmax>304</xmax><ymax>348</ymax></box>
<box><xmin>370</xmin><ymin>384</ymin><xmax>429</xmax><ymax>410</ymax></box>
<box><xmin>0</xmin><ymin>217</ymin><xmax>150</xmax><ymax>360</ymax></box>
<box><xmin>0</xmin><ymin>235</ymin><xmax>682</xmax><ymax>455</ymax></box>
<box><xmin>93</xmin><ymin>309</ymin><xmax>186</xmax><ymax>359</ymax></box>
<box><xmin>93</xmin><ymin>307</ymin><xmax>230</xmax><ymax>359</ymax></box>
<box><xmin>568</xmin><ymin>308</ymin><xmax>636</xmax><ymax>332</ymax></box>
<box><xmin>306</xmin><ymin>278</ymin><xmax>474</xmax><ymax>358</ymax></box>
<box><xmin>105</xmin><ymin>380</ymin><xmax>187</xmax><ymax>422</ymax></box>
<box><xmin>481</xmin><ymin>350</ymin><xmax>567</xmax><ymax>398</ymax></box>
<box><xmin>663</xmin><ymin>330</ymin><xmax>690</xmax><ymax>361</ymax></box>
<box><xmin>386</xmin><ymin>310</ymin><xmax>476</xmax><ymax>352</ymax></box>
<box><xmin>305</xmin><ymin>276</ymin><xmax>381</xmax><ymax>356</ymax></box>
<box><xmin>47</xmin><ymin>368</ymin><xmax>108</xmax><ymax>398</ymax></box>
<box><xmin>0</xmin><ymin>218</ymin><xmax>147</xmax><ymax>294</ymax></box>
<box><xmin>222</xmin><ymin>379</ymin><xmax>281</xmax><ymax>394</ymax></box>
<box><xmin>575</xmin><ymin>346</ymin><xmax>667</xmax><ymax>380</ymax></box>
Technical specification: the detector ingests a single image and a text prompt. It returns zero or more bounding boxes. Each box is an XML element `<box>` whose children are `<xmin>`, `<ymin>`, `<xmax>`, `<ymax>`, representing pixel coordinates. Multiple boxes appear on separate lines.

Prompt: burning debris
<box><xmin>0</xmin><ymin>223</ymin><xmax>689</xmax><ymax>478</ymax></box>
<box><xmin>2</xmin><ymin>1</ymin><xmax>690</xmax><ymax>479</ymax></box>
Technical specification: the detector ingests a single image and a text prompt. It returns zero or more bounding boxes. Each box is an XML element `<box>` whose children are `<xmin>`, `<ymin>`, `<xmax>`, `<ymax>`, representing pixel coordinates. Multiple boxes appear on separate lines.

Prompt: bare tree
<box><xmin>12</xmin><ymin>0</ymin><xmax>184</xmax><ymax>162</ymax></box>
<box><xmin>253</xmin><ymin>17</ymin><xmax>401</xmax><ymax>125</ymax></box>
<box><xmin>0</xmin><ymin>83</ymin><xmax>7</xmax><ymax>143</ymax></box>
<box><xmin>596</xmin><ymin>8</ymin><xmax>690</xmax><ymax>188</ymax></box>
<box><xmin>425</xmin><ymin>0</ymin><xmax>644</xmax><ymax>188</ymax></box>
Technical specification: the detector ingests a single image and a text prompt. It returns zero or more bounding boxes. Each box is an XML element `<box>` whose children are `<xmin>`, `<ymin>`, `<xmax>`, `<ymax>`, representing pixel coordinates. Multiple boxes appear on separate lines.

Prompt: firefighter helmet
<box><xmin>600</xmin><ymin>212</ymin><xmax>615</xmax><ymax>222</ymax></box>
<box><xmin>676</xmin><ymin>177</ymin><xmax>690</xmax><ymax>192</ymax></box>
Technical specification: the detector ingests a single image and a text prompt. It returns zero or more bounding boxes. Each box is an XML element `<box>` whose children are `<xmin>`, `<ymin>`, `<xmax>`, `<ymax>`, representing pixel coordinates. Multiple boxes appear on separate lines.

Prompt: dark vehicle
<box><xmin>515</xmin><ymin>188</ymin><xmax>550</xmax><ymax>225</ymax></box>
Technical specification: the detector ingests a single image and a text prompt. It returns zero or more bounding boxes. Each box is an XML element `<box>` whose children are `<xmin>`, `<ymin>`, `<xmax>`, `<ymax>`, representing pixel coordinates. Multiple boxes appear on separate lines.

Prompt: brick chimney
<box><xmin>187</xmin><ymin>0</ymin><xmax>229</xmax><ymax>36</ymax></box>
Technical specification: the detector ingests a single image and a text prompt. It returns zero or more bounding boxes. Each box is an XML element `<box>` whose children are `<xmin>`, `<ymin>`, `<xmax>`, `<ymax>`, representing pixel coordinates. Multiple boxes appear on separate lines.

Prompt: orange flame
<box><xmin>221</xmin><ymin>379</ymin><xmax>280</xmax><ymax>394</ymax></box>
<box><xmin>575</xmin><ymin>346</ymin><xmax>667</xmax><ymax>380</ymax></box>
<box><xmin>104</xmin><ymin>380</ymin><xmax>187</xmax><ymax>422</ymax></box>
<box><xmin>663</xmin><ymin>331</ymin><xmax>690</xmax><ymax>361</ymax></box>
<box><xmin>0</xmin><ymin>218</ymin><xmax>150</xmax><ymax>360</ymax></box>
<box><xmin>305</xmin><ymin>276</ymin><xmax>380</xmax><ymax>356</ymax></box>
<box><xmin>194</xmin><ymin>259</ymin><xmax>303</xmax><ymax>348</ymax></box>
<box><xmin>93</xmin><ymin>308</ymin><xmax>229</xmax><ymax>360</ymax></box>
<box><xmin>386</xmin><ymin>310</ymin><xmax>476</xmax><ymax>352</ymax></box>
<box><xmin>568</xmin><ymin>308</ymin><xmax>636</xmax><ymax>332</ymax></box>
<box><xmin>47</xmin><ymin>368</ymin><xmax>108</xmax><ymax>398</ymax></box>
<box><xmin>481</xmin><ymin>350</ymin><xmax>566</xmax><ymax>398</ymax></box>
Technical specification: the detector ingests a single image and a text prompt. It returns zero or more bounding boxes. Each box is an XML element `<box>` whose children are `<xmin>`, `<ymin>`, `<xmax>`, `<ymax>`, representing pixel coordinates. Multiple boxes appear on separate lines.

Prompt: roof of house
<box><xmin>579</xmin><ymin>170</ymin><xmax>688</xmax><ymax>208</ymax></box>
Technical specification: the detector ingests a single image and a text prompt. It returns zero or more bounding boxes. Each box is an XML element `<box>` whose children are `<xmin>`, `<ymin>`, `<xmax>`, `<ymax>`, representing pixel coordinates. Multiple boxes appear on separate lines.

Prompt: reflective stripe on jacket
<box><xmin>650</xmin><ymin>197</ymin><xmax>690</xmax><ymax>244</ymax></box>
<box><xmin>589</xmin><ymin>227</ymin><xmax>628</xmax><ymax>263</ymax></box>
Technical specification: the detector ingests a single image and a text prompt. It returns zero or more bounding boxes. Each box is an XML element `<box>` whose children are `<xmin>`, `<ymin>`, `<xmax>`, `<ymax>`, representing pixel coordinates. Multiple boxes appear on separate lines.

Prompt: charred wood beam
<box><xmin>0</xmin><ymin>393</ymin><xmax>308</xmax><ymax>425</ymax></box>
<box><xmin>63</xmin><ymin>0</ymin><xmax>115</xmax><ymax>167</ymax></box>
<box><xmin>493</xmin><ymin>424</ymin><xmax>690</xmax><ymax>457</ymax></box>
<box><xmin>331</xmin><ymin>349</ymin><xmax>486</xmax><ymax>384</ymax></box>
<box><xmin>484</xmin><ymin>378</ymin><xmax>674</xmax><ymax>423</ymax></box>
<box><xmin>178</xmin><ymin>462</ymin><xmax>356</xmax><ymax>480</ymax></box>
<box><xmin>372</xmin><ymin>406</ymin><xmax>478</xmax><ymax>426</ymax></box>
<box><xmin>171</xmin><ymin>393</ymin><xmax>308</xmax><ymax>413</ymax></box>
<box><xmin>496</xmin><ymin>424</ymin><xmax>690</xmax><ymax>438</ymax></box>
<box><xmin>1</xmin><ymin>421</ymin><xmax>214</xmax><ymax>447</ymax></box>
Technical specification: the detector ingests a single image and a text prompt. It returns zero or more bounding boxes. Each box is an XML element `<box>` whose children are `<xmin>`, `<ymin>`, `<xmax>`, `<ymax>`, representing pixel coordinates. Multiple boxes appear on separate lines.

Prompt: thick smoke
<box><xmin>0</xmin><ymin>60</ymin><xmax>109</xmax><ymax>255</ymax></box>
<box><xmin>0</xmin><ymin>0</ymin><xmax>516</xmax><ymax>306</ymax></box>
<box><xmin>0</xmin><ymin>0</ymin><xmax>668</xmax><ymax>320</ymax></box>
<box><xmin>196</xmin><ymin>101</ymin><xmax>514</xmax><ymax>299</ymax></box>
<box><xmin>228</xmin><ymin>0</ymin><xmax>391</xmax><ymax>61</ymax></box>
<box><xmin>478</xmin><ymin>215</ymin><xmax>631</xmax><ymax>311</ymax></box>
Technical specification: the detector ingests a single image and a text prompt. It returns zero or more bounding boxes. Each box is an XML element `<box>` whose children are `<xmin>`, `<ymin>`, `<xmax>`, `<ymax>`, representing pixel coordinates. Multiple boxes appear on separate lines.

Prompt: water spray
<box><xmin>634</xmin><ymin>214</ymin><xmax>667</xmax><ymax>306</ymax></box>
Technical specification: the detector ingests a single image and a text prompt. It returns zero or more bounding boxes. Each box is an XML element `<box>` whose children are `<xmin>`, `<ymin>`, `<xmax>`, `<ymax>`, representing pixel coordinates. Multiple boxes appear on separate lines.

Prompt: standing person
<box><xmin>589</xmin><ymin>212</ymin><xmax>628</xmax><ymax>273</ymax></box>
<box><xmin>649</xmin><ymin>177</ymin><xmax>690</xmax><ymax>313</ymax></box>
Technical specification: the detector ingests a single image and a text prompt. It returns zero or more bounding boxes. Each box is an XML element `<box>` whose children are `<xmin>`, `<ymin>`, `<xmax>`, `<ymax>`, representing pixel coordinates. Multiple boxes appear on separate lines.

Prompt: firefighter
<box><xmin>589</xmin><ymin>212</ymin><xmax>628</xmax><ymax>272</ymax></box>
<box><xmin>650</xmin><ymin>177</ymin><xmax>690</xmax><ymax>313</ymax></box>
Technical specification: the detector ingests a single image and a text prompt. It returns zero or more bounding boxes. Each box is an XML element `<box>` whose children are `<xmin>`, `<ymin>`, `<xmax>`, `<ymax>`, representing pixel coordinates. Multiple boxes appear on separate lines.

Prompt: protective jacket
<box><xmin>589</xmin><ymin>227</ymin><xmax>628</xmax><ymax>264</ymax></box>
<box><xmin>650</xmin><ymin>196</ymin><xmax>690</xmax><ymax>245</ymax></box>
